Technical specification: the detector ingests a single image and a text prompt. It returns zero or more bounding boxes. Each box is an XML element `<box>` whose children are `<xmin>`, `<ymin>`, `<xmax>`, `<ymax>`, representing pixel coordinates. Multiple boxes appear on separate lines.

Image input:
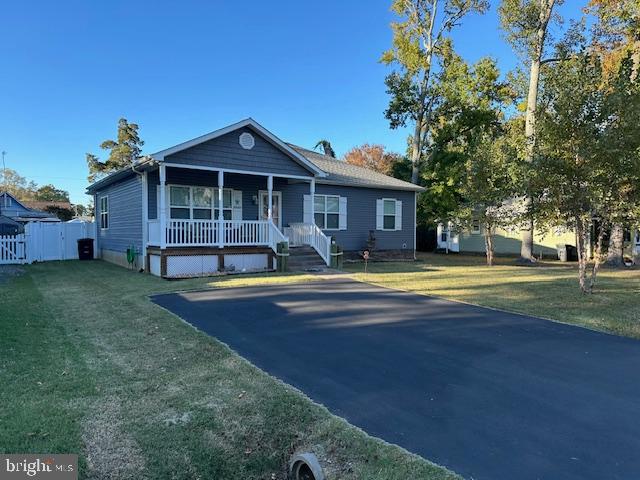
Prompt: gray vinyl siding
<box><xmin>96</xmin><ymin>175</ymin><xmax>143</xmax><ymax>253</ymax></box>
<box><xmin>282</xmin><ymin>183</ymin><xmax>416</xmax><ymax>251</ymax></box>
<box><xmin>164</xmin><ymin>126</ymin><xmax>312</xmax><ymax>177</ymax></box>
<box><xmin>145</xmin><ymin>166</ymin><xmax>415</xmax><ymax>252</ymax></box>
<box><xmin>148</xmin><ymin>168</ymin><xmax>288</xmax><ymax>222</ymax></box>
<box><xmin>0</xmin><ymin>193</ymin><xmax>33</xmax><ymax>217</ymax></box>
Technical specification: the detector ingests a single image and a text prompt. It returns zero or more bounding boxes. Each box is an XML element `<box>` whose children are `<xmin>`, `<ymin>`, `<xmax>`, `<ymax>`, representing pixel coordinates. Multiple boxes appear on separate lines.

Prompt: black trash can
<box><xmin>77</xmin><ymin>238</ymin><xmax>94</xmax><ymax>260</ymax></box>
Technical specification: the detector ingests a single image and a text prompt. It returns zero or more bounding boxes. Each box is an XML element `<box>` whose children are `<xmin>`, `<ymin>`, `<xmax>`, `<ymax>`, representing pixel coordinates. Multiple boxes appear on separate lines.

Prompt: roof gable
<box><xmin>0</xmin><ymin>192</ymin><xmax>38</xmax><ymax>215</ymax></box>
<box><xmin>152</xmin><ymin>118</ymin><xmax>325</xmax><ymax>177</ymax></box>
<box><xmin>0</xmin><ymin>192</ymin><xmax>29</xmax><ymax>210</ymax></box>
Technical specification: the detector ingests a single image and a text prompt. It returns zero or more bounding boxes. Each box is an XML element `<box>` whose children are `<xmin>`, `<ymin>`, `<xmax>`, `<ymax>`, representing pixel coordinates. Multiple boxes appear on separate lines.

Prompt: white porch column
<box><xmin>309</xmin><ymin>178</ymin><xmax>315</xmax><ymax>225</ymax></box>
<box><xmin>218</xmin><ymin>170</ymin><xmax>224</xmax><ymax>249</ymax></box>
<box><xmin>159</xmin><ymin>164</ymin><xmax>167</xmax><ymax>249</ymax></box>
<box><xmin>141</xmin><ymin>170</ymin><xmax>148</xmax><ymax>268</ymax></box>
<box><xmin>267</xmin><ymin>175</ymin><xmax>273</xmax><ymax>223</ymax></box>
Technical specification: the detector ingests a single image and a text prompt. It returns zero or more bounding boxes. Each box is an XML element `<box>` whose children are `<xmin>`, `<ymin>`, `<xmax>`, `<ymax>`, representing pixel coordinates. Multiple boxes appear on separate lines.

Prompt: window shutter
<box><xmin>232</xmin><ymin>190</ymin><xmax>243</xmax><ymax>220</ymax></box>
<box><xmin>376</xmin><ymin>199</ymin><xmax>384</xmax><ymax>230</ymax></box>
<box><xmin>395</xmin><ymin>200</ymin><xmax>402</xmax><ymax>231</ymax></box>
<box><xmin>339</xmin><ymin>196</ymin><xmax>347</xmax><ymax>230</ymax></box>
<box><xmin>303</xmin><ymin>194</ymin><xmax>313</xmax><ymax>224</ymax></box>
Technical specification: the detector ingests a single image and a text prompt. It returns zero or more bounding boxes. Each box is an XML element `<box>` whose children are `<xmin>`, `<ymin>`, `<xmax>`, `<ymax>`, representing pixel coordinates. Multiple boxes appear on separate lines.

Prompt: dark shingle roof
<box><xmin>287</xmin><ymin>144</ymin><xmax>424</xmax><ymax>192</ymax></box>
<box><xmin>86</xmin><ymin>142</ymin><xmax>425</xmax><ymax>194</ymax></box>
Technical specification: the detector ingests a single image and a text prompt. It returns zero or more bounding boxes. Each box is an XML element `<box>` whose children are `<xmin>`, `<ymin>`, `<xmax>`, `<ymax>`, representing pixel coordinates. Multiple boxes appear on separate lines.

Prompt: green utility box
<box><xmin>277</xmin><ymin>242</ymin><xmax>289</xmax><ymax>272</ymax></box>
<box><xmin>330</xmin><ymin>243</ymin><xmax>343</xmax><ymax>269</ymax></box>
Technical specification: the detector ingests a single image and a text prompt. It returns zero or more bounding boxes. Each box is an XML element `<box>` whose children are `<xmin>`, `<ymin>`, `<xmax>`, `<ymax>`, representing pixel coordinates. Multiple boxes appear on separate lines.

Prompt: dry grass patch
<box><xmin>345</xmin><ymin>253</ymin><xmax>640</xmax><ymax>338</ymax></box>
<box><xmin>0</xmin><ymin>261</ymin><xmax>458</xmax><ymax>480</ymax></box>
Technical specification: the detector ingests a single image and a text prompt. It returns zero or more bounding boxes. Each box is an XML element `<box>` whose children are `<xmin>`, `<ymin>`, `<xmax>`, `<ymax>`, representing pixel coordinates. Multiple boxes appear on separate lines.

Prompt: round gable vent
<box><xmin>239</xmin><ymin>132</ymin><xmax>255</xmax><ymax>150</ymax></box>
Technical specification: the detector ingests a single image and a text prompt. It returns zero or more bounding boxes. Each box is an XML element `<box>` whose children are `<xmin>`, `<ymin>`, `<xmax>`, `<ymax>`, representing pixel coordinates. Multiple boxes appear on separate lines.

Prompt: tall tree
<box><xmin>457</xmin><ymin>135</ymin><xmax>521</xmax><ymax>266</ymax></box>
<box><xmin>382</xmin><ymin>0</ymin><xmax>489</xmax><ymax>185</ymax></box>
<box><xmin>35</xmin><ymin>184</ymin><xmax>70</xmax><ymax>202</ymax></box>
<box><xmin>44</xmin><ymin>205</ymin><xmax>74</xmax><ymax>221</ymax></box>
<box><xmin>537</xmin><ymin>48</ymin><xmax>640</xmax><ymax>293</ymax></box>
<box><xmin>86</xmin><ymin>118</ymin><xmax>144</xmax><ymax>183</ymax></box>
<box><xmin>588</xmin><ymin>0</ymin><xmax>640</xmax><ymax>266</ymax></box>
<box><xmin>589</xmin><ymin>0</ymin><xmax>640</xmax><ymax>74</ymax></box>
<box><xmin>314</xmin><ymin>140</ymin><xmax>336</xmax><ymax>158</ymax></box>
<box><xmin>499</xmin><ymin>0</ymin><xmax>562</xmax><ymax>262</ymax></box>
<box><xmin>0</xmin><ymin>168</ymin><xmax>37</xmax><ymax>200</ymax></box>
<box><xmin>343</xmin><ymin>144</ymin><xmax>401</xmax><ymax>174</ymax></box>
<box><xmin>431</xmin><ymin>51</ymin><xmax>519</xmax><ymax>265</ymax></box>
<box><xmin>413</xmin><ymin>49</ymin><xmax>518</xmax><ymax>229</ymax></box>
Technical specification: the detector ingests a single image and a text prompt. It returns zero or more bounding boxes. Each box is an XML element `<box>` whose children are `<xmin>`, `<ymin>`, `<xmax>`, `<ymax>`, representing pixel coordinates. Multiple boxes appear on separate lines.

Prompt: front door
<box><xmin>259</xmin><ymin>191</ymin><xmax>282</xmax><ymax>230</ymax></box>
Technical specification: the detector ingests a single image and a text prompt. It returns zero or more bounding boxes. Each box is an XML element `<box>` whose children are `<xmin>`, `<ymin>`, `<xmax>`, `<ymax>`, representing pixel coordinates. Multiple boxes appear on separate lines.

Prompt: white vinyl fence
<box><xmin>0</xmin><ymin>235</ymin><xmax>26</xmax><ymax>264</ymax></box>
<box><xmin>0</xmin><ymin>221</ymin><xmax>96</xmax><ymax>265</ymax></box>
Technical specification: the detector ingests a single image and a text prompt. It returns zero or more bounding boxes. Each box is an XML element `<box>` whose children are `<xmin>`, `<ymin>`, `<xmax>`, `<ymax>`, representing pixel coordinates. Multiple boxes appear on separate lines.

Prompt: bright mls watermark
<box><xmin>0</xmin><ymin>455</ymin><xmax>77</xmax><ymax>480</ymax></box>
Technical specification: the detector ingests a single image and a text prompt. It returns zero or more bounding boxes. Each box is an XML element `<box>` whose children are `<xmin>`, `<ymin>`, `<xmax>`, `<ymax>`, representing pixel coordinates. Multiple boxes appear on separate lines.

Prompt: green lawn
<box><xmin>5</xmin><ymin>255</ymin><xmax>637</xmax><ymax>479</ymax></box>
<box><xmin>346</xmin><ymin>253</ymin><xmax>640</xmax><ymax>339</ymax></box>
<box><xmin>0</xmin><ymin>261</ymin><xmax>458</xmax><ymax>480</ymax></box>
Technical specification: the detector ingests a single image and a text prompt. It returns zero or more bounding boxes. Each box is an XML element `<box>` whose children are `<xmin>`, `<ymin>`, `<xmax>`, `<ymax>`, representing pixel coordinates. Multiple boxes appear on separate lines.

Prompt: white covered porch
<box><xmin>143</xmin><ymin>163</ymin><xmax>332</xmax><ymax>272</ymax></box>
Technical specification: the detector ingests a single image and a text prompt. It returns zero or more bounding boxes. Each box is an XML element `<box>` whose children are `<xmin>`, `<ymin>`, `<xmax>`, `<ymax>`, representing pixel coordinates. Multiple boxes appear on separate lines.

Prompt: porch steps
<box><xmin>288</xmin><ymin>246</ymin><xmax>327</xmax><ymax>272</ymax></box>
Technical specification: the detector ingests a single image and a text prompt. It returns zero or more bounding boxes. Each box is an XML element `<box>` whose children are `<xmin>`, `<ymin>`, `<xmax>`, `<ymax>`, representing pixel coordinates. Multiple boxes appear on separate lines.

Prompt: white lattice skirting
<box><xmin>151</xmin><ymin>253</ymin><xmax>271</xmax><ymax>278</ymax></box>
<box><xmin>166</xmin><ymin>255</ymin><xmax>219</xmax><ymax>278</ymax></box>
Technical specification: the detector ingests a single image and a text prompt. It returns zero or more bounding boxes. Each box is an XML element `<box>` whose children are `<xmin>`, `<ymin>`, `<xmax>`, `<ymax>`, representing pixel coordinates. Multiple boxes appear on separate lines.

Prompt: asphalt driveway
<box><xmin>152</xmin><ymin>278</ymin><xmax>640</xmax><ymax>480</ymax></box>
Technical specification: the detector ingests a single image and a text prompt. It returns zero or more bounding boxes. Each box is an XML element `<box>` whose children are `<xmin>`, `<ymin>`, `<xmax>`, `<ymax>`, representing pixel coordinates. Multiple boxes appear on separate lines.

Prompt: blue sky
<box><xmin>1</xmin><ymin>0</ymin><xmax>577</xmax><ymax>204</ymax></box>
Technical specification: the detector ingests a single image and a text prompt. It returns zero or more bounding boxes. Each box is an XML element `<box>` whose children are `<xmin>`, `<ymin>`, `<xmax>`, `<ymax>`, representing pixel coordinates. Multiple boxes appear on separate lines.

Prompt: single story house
<box><xmin>86</xmin><ymin>118</ymin><xmax>423</xmax><ymax>278</ymax></box>
<box><xmin>0</xmin><ymin>192</ymin><xmax>60</xmax><ymax>235</ymax></box>
<box><xmin>437</xmin><ymin>221</ymin><xmax>640</xmax><ymax>259</ymax></box>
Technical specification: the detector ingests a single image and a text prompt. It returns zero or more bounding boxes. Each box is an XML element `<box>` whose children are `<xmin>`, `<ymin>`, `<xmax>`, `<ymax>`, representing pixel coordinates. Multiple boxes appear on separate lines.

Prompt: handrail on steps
<box><xmin>288</xmin><ymin>222</ymin><xmax>331</xmax><ymax>266</ymax></box>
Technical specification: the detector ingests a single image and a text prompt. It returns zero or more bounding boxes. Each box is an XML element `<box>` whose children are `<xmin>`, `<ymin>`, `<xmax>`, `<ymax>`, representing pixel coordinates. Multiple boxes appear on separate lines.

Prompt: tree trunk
<box><xmin>520</xmin><ymin>217</ymin><xmax>535</xmax><ymax>262</ymax></box>
<box><xmin>519</xmin><ymin>0</ymin><xmax>556</xmax><ymax>262</ymax></box>
<box><xmin>606</xmin><ymin>223</ymin><xmax>624</xmax><ymax>267</ymax></box>
<box><xmin>590</xmin><ymin>220</ymin><xmax>608</xmax><ymax>292</ymax></box>
<box><xmin>410</xmin><ymin>117</ymin><xmax>423</xmax><ymax>185</ymax></box>
<box><xmin>409</xmin><ymin>1</ymin><xmax>436</xmax><ymax>185</ymax></box>
<box><xmin>484</xmin><ymin>230</ymin><xmax>495</xmax><ymax>266</ymax></box>
<box><xmin>575</xmin><ymin>215</ymin><xmax>590</xmax><ymax>294</ymax></box>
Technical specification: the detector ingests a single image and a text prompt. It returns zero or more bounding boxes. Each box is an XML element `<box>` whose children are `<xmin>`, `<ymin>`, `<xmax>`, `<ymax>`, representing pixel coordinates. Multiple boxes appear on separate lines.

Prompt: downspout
<box><xmin>131</xmin><ymin>159</ymin><xmax>147</xmax><ymax>175</ymax></box>
<box><xmin>93</xmin><ymin>193</ymin><xmax>99</xmax><ymax>258</ymax></box>
<box><xmin>130</xmin><ymin>161</ymin><xmax>149</xmax><ymax>271</ymax></box>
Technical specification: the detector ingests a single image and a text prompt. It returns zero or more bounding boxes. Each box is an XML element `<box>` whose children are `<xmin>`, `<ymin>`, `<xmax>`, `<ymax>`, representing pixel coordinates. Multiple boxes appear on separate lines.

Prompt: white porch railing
<box><xmin>150</xmin><ymin>219</ymin><xmax>289</xmax><ymax>252</ymax></box>
<box><xmin>222</xmin><ymin>220</ymin><xmax>270</xmax><ymax>246</ymax></box>
<box><xmin>165</xmin><ymin>219</ymin><xmax>219</xmax><ymax>246</ymax></box>
<box><xmin>289</xmin><ymin>222</ymin><xmax>331</xmax><ymax>266</ymax></box>
<box><xmin>268</xmin><ymin>221</ymin><xmax>288</xmax><ymax>253</ymax></box>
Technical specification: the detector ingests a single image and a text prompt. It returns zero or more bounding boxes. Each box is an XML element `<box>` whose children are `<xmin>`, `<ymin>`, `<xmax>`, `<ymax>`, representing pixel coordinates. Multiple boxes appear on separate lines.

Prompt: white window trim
<box><xmin>314</xmin><ymin>194</ymin><xmax>341</xmax><ymax>231</ymax></box>
<box><xmin>167</xmin><ymin>184</ymin><xmax>232</xmax><ymax>220</ymax></box>
<box><xmin>99</xmin><ymin>196</ymin><xmax>109</xmax><ymax>230</ymax></box>
<box><xmin>380</xmin><ymin>198</ymin><xmax>398</xmax><ymax>231</ymax></box>
<box><xmin>471</xmin><ymin>219</ymin><xmax>481</xmax><ymax>235</ymax></box>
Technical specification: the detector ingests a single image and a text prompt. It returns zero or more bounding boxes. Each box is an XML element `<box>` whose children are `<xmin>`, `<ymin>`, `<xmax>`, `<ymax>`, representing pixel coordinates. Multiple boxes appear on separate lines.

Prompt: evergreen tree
<box><xmin>87</xmin><ymin>118</ymin><xmax>144</xmax><ymax>183</ymax></box>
